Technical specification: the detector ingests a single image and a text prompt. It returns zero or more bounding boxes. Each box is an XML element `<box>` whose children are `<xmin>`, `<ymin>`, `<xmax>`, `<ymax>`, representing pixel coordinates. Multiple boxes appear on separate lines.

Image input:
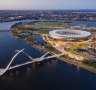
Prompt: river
<box><xmin>0</xmin><ymin>20</ymin><xmax>96</xmax><ymax>90</ymax></box>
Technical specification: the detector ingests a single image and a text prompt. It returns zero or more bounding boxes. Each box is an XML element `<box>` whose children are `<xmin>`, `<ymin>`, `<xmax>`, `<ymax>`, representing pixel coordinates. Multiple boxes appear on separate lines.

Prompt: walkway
<box><xmin>0</xmin><ymin>49</ymin><xmax>63</xmax><ymax>76</ymax></box>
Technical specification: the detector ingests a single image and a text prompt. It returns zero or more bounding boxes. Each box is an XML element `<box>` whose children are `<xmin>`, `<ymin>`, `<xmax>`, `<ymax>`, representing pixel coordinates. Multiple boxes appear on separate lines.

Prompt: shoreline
<box><xmin>41</xmin><ymin>34</ymin><xmax>96</xmax><ymax>73</ymax></box>
<box><xmin>10</xmin><ymin>20</ymin><xmax>96</xmax><ymax>74</ymax></box>
<box><xmin>12</xmin><ymin>32</ymin><xmax>96</xmax><ymax>74</ymax></box>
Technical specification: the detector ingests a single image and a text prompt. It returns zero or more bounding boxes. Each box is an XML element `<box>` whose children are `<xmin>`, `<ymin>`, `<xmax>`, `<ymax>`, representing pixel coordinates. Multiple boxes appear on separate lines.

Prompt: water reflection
<box><xmin>1</xmin><ymin>59</ymin><xmax>57</xmax><ymax>77</ymax></box>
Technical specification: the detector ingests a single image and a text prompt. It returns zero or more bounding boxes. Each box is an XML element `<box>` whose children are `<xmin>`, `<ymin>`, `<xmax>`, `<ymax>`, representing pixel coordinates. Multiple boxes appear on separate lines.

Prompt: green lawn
<box><xmin>32</xmin><ymin>22</ymin><xmax>64</xmax><ymax>27</ymax></box>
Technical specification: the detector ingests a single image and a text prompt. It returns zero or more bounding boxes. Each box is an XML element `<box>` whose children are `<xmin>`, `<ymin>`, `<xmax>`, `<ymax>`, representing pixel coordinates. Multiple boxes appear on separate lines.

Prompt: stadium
<box><xmin>49</xmin><ymin>29</ymin><xmax>91</xmax><ymax>42</ymax></box>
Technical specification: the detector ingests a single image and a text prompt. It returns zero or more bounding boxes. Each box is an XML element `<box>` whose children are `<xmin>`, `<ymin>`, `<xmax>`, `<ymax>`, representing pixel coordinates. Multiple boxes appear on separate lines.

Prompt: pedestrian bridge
<box><xmin>0</xmin><ymin>49</ymin><xmax>63</xmax><ymax>76</ymax></box>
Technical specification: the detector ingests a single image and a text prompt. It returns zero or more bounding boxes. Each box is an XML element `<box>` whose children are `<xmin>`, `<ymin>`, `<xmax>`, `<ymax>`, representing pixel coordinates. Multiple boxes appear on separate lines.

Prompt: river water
<box><xmin>0</xmin><ymin>20</ymin><xmax>96</xmax><ymax>90</ymax></box>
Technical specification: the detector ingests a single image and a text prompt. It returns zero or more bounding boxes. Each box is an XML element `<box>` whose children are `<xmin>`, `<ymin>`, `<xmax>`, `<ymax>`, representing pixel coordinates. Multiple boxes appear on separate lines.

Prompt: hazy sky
<box><xmin>0</xmin><ymin>0</ymin><xmax>96</xmax><ymax>10</ymax></box>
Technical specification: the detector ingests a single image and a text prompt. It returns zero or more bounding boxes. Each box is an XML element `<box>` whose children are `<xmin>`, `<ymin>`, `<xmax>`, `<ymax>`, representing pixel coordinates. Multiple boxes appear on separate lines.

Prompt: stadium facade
<box><xmin>49</xmin><ymin>29</ymin><xmax>91</xmax><ymax>41</ymax></box>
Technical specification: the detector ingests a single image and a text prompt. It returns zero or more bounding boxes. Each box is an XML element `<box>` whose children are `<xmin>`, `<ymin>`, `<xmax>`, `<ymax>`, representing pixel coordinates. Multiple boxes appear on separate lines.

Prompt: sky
<box><xmin>0</xmin><ymin>0</ymin><xmax>96</xmax><ymax>10</ymax></box>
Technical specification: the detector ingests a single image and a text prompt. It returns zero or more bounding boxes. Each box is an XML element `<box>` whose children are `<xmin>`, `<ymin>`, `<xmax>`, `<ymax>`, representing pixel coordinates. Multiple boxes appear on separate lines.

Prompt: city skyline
<box><xmin>0</xmin><ymin>0</ymin><xmax>96</xmax><ymax>10</ymax></box>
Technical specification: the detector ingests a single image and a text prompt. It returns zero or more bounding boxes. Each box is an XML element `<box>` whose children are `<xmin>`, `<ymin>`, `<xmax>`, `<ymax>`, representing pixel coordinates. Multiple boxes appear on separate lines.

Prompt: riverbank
<box><xmin>11</xmin><ymin>32</ymin><xmax>96</xmax><ymax>73</ymax></box>
<box><xmin>41</xmin><ymin>34</ymin><xmax>96</xmax><ymax>73</ymax></box>
<box><xmin>59</xmin><ymin>56</ymin><xmax>96</xmax><ymax>73</ymax></box>
<box><xmin>11</xmin><ymin>21</ymin><xmax>96</xmax><ymax>73</ymax></box>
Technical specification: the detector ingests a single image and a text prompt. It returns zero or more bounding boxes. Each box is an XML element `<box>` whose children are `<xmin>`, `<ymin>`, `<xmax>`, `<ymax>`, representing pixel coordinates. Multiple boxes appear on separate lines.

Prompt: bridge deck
<box><xmin>0</xmin><ymin>49</ymin><xmax>63</xmax><ymax>76</ymax></box>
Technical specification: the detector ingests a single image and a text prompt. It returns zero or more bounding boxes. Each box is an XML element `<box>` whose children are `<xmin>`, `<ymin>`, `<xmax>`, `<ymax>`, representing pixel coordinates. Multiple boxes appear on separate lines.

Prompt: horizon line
<box><xmin>0</xmin><ymin>9</ymin><xmax>96</xmax><ymax>11</ymax></box>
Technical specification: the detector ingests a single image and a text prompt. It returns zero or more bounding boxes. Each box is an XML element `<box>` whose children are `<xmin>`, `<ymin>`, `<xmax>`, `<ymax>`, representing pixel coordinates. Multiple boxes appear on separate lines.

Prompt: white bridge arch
<box><xmin>0</xmin><ymin>49</ymin><xmax>63</xmax><ymax>76</ymax></box>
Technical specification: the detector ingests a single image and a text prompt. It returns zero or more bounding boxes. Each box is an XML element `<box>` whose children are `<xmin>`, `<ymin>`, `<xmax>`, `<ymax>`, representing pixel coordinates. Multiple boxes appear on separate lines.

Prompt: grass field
<box><xmin>31</xmin><ymin>21</ymin><xmax>64</xmax><ymax>27</ymax></box>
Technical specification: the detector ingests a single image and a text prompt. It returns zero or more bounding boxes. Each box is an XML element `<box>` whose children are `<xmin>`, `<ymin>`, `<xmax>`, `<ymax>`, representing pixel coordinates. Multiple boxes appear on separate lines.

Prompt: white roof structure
<box><xmin>49</xmin><ymin>29</ymin><xmax>91</xmax><ymax>39</ymax></box>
